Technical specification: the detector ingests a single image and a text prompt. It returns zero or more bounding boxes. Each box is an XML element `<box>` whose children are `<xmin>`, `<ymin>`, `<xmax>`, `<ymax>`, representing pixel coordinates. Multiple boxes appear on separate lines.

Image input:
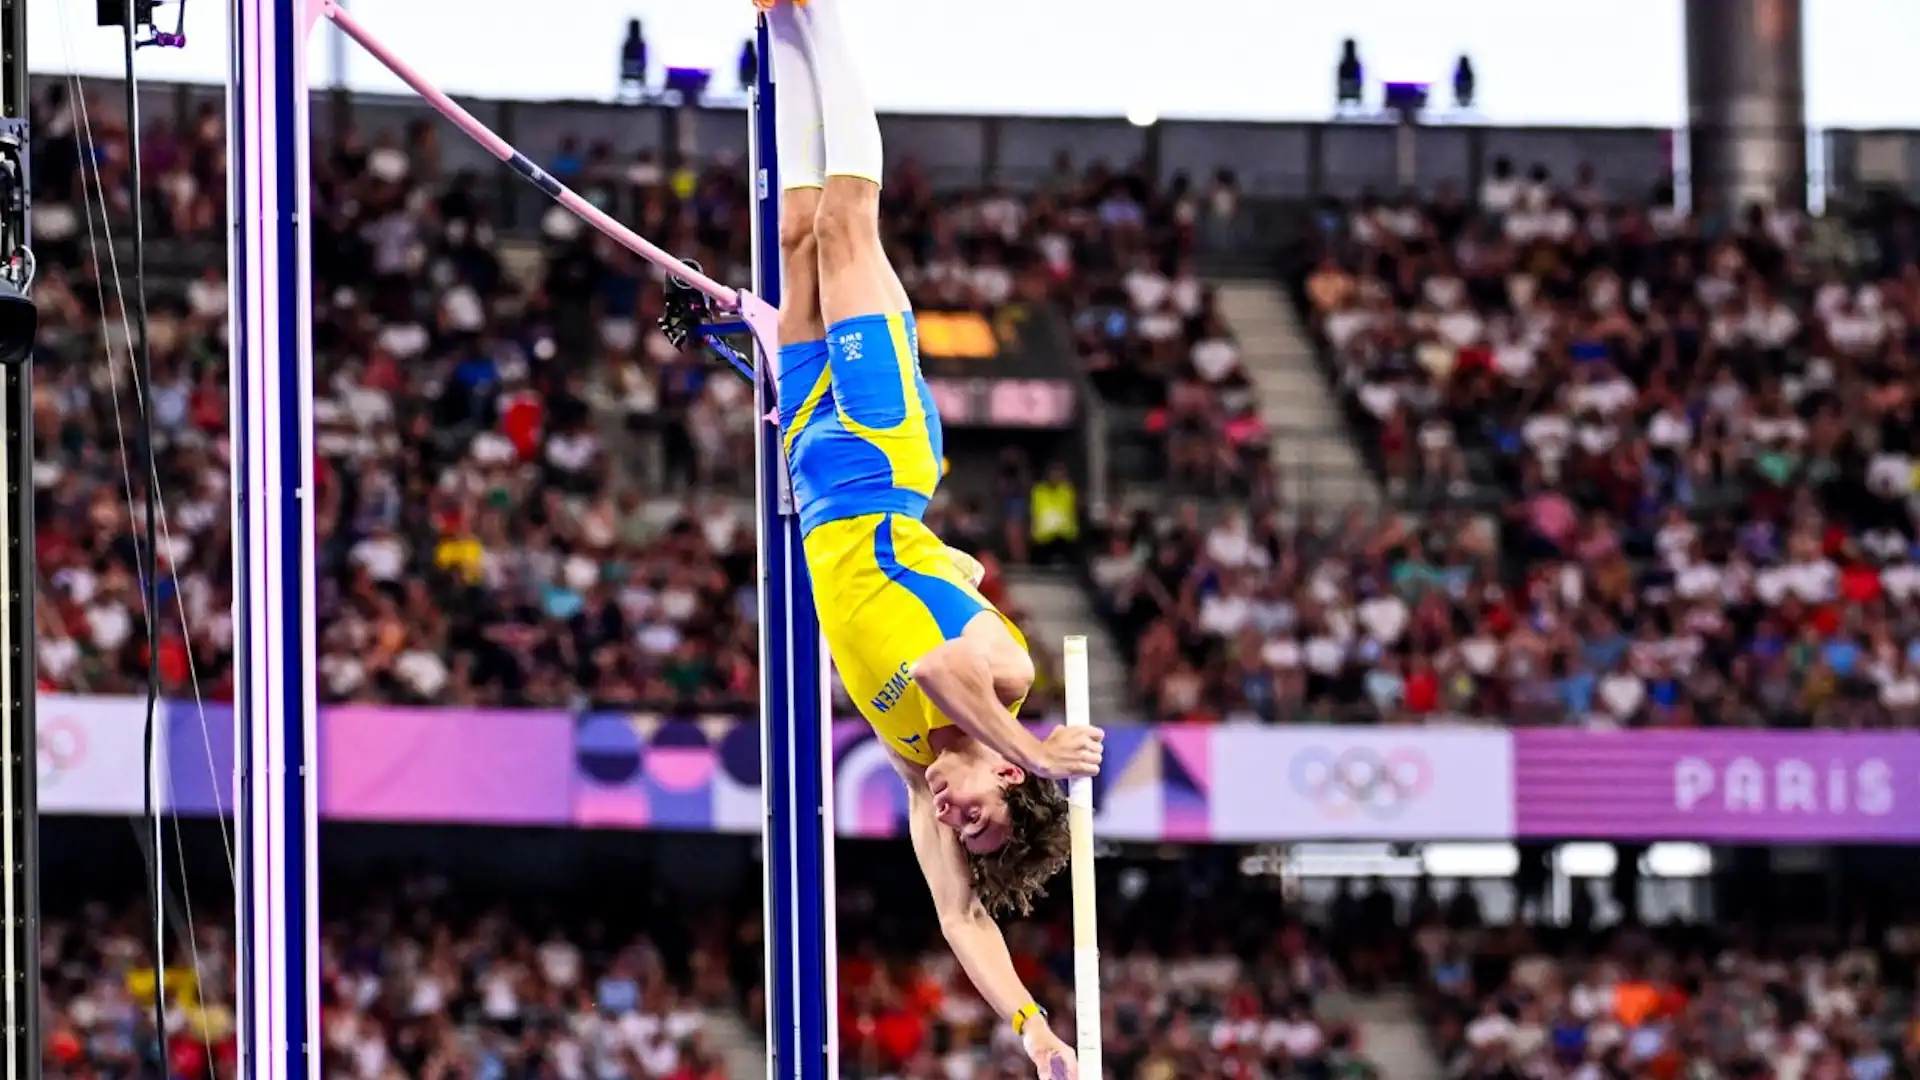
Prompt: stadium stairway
<box><xmin>1214</xmin><ymin>281</ymin><xmax>1381</xmax><ymax>510</ymax></box>
<box><xmin>699</xmin><ymin>1008</ymin><xmax>768</xmax><ymax>1080</ymax></box>
<box><xmin>1000</xmin><ymin>567</ymin><xmax>1135</xmax><ymax>722</ymax></box>
<box><xmin>1350</xmin><ymin>990</ymin><xmax>1443</xmax><ymax>1080</ymax></box>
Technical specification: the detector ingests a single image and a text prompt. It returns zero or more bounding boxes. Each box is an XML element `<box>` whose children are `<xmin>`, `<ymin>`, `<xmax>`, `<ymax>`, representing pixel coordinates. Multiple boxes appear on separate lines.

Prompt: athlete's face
<box><xmin>926</xmin><ymin>757</ymin><xmax>1022</xmax><ymax>854</ymax></box>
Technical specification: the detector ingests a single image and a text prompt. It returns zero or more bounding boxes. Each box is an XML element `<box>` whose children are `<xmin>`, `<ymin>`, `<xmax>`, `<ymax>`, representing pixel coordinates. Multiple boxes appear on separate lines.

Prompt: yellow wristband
<box><xmin>1011</xmin><ymin>1002</ymin><xmax>1046</xmax><ymax>1037</ymax></box>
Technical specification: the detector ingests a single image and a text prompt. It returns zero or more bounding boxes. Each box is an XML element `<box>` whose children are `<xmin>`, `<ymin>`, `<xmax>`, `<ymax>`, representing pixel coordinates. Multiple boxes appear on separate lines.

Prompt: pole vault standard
<box><xmin>227</xmin><ymin>4</ymin><xmax>837</xmax><ymax>1079</ymax></box>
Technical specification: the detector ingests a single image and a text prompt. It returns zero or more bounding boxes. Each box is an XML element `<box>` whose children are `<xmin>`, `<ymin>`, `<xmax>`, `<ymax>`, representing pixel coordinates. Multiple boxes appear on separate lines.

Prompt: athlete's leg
<box><xmin>794</xmin><ymin>0</ymin><xmax>911</xmax><ymax>325</ymax></box>
<box><xmin>768</xmin><ymin>0</ymin><xmax>828</xmax><ymax>349</ymax></box>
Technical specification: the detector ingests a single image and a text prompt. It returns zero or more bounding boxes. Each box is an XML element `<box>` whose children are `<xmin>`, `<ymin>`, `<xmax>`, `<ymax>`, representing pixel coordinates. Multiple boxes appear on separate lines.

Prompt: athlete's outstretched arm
<box><xmin>892</xmin><ymin>758</ymin><xmax>1077</xmax><ymax>1076</ymax></box>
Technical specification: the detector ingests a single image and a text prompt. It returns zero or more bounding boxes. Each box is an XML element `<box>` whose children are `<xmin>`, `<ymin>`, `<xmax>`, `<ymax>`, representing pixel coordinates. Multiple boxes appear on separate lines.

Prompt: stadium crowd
<box><xmin>1414</xmin><ymin>891</ymin><xmax>1920</xmax><ymax>1080</ymax></box>
<box><xmin>39</xmin><ymin>852</ymin><xmax>1373</xmax><ymax>1080</ymax></box>
<box><xmin>1087</xmin><ymin>161</ymin><xmax>1920</xmax><ymax>727</ymax></box>
<box><xmin>20</xmin><ymin>89</ymin><xmax>1254</xmax><ymax>712</ymax></box>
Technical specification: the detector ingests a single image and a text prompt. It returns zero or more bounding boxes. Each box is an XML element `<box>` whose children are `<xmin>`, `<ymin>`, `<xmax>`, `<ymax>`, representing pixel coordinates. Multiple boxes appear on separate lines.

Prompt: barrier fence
<box><xmin>48</xmin><ymin>695</ymin><xmax>1920</xmax><ymax>842</ymax></box>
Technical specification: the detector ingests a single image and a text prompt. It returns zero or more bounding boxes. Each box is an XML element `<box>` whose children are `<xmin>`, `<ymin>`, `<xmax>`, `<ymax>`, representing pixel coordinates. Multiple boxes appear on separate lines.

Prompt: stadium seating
<box><xmin>39</xmin><ymin>861</ymin><xmax>1372</xmax><ymax>1080</ymax></box>
<box><xmin>1192</xmin><ymin>174</ymin><xmax>1920</xmax><ymax>729</ymax></box>
<box><xmin>37</xmin><ymin>103</ymin><xmax>1171</xmax><ymax>707</ymax></box>
<box><xmin>1414</xmin><ymin>903</ymin><xmax>1913</xmax><ymax>1080</ymax></box>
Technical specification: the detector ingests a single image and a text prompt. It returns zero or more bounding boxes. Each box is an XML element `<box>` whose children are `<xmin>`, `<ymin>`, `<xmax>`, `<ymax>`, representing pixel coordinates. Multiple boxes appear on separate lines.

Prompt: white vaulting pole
<box><xmin>1062</xmin><ymin>635</ymin><xmax>1101</xmax><ymax>1080</ymax></box>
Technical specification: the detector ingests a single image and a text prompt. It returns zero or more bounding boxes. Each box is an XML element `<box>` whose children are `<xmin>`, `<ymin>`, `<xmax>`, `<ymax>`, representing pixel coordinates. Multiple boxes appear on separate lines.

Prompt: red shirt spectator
<box><xmin>1405</xmin><ymin>664</ymin><xmax>1439</xmax><ymax>713</ymax></box>
<box><xmin>499</xmin><ymin>388</ymin><xmax>545</xmax><ymax>461</ymax></box>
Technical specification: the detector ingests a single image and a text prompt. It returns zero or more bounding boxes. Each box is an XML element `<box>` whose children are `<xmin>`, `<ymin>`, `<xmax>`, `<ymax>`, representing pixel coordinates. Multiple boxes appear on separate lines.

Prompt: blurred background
<box><xmin>21</xmin><ymin>0</ymin><xmax>1920</xmax><ymax>1077</ymax></box>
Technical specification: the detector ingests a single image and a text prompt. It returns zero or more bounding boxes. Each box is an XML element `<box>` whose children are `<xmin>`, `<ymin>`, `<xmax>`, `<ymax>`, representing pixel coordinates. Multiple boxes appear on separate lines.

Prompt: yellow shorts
<box><xmin>805</xmin><ymin>512</ymin><xmax>1026</xmax><ymax>765</ymax></box>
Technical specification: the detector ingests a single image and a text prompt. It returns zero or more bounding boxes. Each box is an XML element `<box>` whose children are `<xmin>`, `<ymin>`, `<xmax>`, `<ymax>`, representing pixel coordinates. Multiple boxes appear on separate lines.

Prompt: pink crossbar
<box><xmin>316</xmin><ymin>0</ymin><xmax>741</xmax><ymax>309</ymax></box>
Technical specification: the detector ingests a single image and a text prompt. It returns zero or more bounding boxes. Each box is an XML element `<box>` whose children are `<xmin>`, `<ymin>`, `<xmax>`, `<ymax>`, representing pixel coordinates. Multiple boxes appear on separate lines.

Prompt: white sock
<box><xmin>767</xmin><ymin>4</ymin><xmax>824</xmax><ymax>189</ymax></box>
<box><xmin>794</xmin><ymin>0</ymin><xmax>884</xmax><ymax>185</ymax></box>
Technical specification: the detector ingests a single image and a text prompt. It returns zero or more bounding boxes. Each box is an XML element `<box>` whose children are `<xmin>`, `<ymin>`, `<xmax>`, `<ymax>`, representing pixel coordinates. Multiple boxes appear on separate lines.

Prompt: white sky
<box><xmin>24</xmin><ymin>0</ymin><xmax>1920</xmax><ymax>128</ymax></box>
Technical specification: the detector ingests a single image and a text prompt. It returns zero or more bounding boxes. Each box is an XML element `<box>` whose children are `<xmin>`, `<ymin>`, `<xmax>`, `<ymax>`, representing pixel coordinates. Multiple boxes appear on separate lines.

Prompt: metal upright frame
<box><xmin>0</xmin><ymin>1</ymin><xmax>33</xmax><ymax>1076</ymax></box>
<box><xmin>750</xmin><ymin>15</ymin><xmax>838</xmax><ymax>1079</ymax></box>
<box><xmin>229</xmin><ymin>2</ymin><xmax>320</xmax><ymax>1078</ymax></box>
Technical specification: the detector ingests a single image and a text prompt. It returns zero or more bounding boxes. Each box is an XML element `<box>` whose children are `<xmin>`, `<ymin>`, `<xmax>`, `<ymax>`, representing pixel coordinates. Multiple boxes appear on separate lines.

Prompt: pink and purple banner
<box><xmin>160</xmin><ymin>704</ymin><xmax>1199</xmax><ymax>838</ymax></box>
<box><xmin>1510</xmin><ymin>730</ymin><xmax>1920</xmax><ymax>840</ymax></box>
<box><xmin>143</xmin><ymin>701</ymin><xmax>1920</xmax><ymax>842</ymax></box>
<box><xmin>165</xmin><ymin>701</ymin><xmax>576</xmax><ymax>823</ymax></box>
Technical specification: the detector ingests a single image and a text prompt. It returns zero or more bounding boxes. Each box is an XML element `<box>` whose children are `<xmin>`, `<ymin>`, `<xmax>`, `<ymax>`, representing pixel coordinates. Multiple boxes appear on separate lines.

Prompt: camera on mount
<box><xmin>1383</xmin><ymin>81</ymin><xmax>1430</xmax><ymax>125</ymax></box>
<box><xmin>0</xmin><ymin>128</ymin><xmax>34</xmax><ymax>367</ymax></box>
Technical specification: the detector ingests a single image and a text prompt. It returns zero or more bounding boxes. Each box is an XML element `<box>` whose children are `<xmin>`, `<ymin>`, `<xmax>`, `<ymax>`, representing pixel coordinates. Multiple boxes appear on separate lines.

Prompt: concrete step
<box><xmin>700</xmin><ymin>1008</ymin><xmax>770</xmax><ymax>1080</ymax></box>
<box><xmin>1250</xmin><ymin>367</ymin><xmax>1337</xmax><ymax>394</ymax></box>
<box><xmin>1214</xmin><ymin>279</ymin><xmax>1381</xmax><ymax>509</ymax></box>
<box><xmin>1349</xmin><ymin>990</ymin><xmax>1444</xmax><ymax>1080</ymax></box>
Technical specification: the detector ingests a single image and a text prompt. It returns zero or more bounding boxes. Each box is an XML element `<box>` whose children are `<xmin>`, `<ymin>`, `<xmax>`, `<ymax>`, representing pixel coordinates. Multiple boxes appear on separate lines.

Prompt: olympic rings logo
<box><xmin>37</xmin><ymin>717</ymin><xmax>87</xmax><ymax>785</ymax></box>
<box><xmin>1288</xmin><ymin>746</ymin><xmax>1433</xmax><ymax>820</ymax></box>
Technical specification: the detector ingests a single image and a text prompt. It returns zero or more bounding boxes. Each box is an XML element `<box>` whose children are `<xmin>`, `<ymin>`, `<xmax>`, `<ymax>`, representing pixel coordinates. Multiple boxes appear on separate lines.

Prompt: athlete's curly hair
<box><xmin>965</xmin><ymin>774</ymin><xmax>1071</xmax><ymax>917</ymax></box>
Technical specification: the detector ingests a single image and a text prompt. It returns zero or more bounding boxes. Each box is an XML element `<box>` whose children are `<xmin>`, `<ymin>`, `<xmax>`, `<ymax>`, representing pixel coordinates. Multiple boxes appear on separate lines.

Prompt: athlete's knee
<box><xmin>778</xmin><ymin>192</ymin><xmax>825</xmax><ymax>340</ymax></box>
<box><xmin>779</xmin><ymin>203</ymin><xmax>818</xmax><ymax>261</ymax></box>
<box><xmin>814</xmin><ymin>182</ymin><xmax>880</xmax><ymax>272</ymax></box>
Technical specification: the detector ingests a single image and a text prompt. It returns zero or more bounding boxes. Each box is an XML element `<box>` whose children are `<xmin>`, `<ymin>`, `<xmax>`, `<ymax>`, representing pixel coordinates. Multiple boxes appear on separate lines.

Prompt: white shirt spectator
<box><xmin>977</xmin><ymin>192</ymin><xmax>1025</xmax><ymax>241</ymax></box>
<box><xmin>440</xmin><ymin>282</ymin><xmax>486</xmax><ymax>333</ymax></box>
<box><xmin>375</xmin><ymin>319</ymin><xmax>430</xmax><ymax>361</ymax></box>
<box><xmin>1205</xmin><ymin>518</ymin><xmax>1258</xmax><ymax>569</ymax></box>
<box><xmin>479</xmin><ymin>966</ymin><xmax>520</xmax><ymax>1020</ymax></box>
<box><xmin>547</xmin><ymin>431</ymin><xmax>599</xmax><ymax>474</ymax></box>
<box><xmin>368</xmin><ymin>144</ymin><xmax>410</xmax><ymax>183</ymax></box>
<box><xmin>1137</xmin><ymin>307</ymin><xmax>1181</xmax><ymax>343</ymax></box>
<box><xmin>350</xmin><ymin>533</ymin><xmax>407</xmax><ymax>582</ymax></box>
<box><xmin>1357</xmin><ymin>594</ymin><xmax>1410</xmax><ymax>644</ymax></box>
<box><xmin>1745</xmin><ymin>300</ymin><xmax>1800</xmax><ymax>348</ymax></box>
<box><xmin>970</xmin><ymin>263</ymin><xmax>1013</xmax><ymax>307</ymax></box>
<box><xmin>1169</xmin><ymin>272</ymin><xmax>1205</xmax><ymax>316</ymax></box>
<box><xmin>1598</xmin><ymin>670</ymin><xmax>1647</xmax><ymax>719</ymax></box>
<box><xmin>39</xmin><ymin>634</ymin><xmax>79</xmax><ymax>684</ymax></box>
<box><xmin>1569</xmin><ymin>373</ymin><xmax>1636</xmax><ymax>417</ymax></box>
<box><xmin>1198</xmin><ymin>590</ymin><xmax>1251</xmax><ymax>637</ymax></box>
<box><xmin>394</xmin><ymin>648</ymin><xmax>449</xmax><ymax>699</ymax></box>
<box><xmin>1276</xmin><ymin>1017</ymin><xmax>1326</xmax><ymax>1058</ymax></box>
<box><xmin>1191</xmin><ymin>337</ymin><xmax>1241</xmax><ymax>383</ymax></box>
<box><xmin>1755</xmin><ymin>559</ymin><xmax>1837</xmax><ymax>605</ymax></box>
<box><xmin>1523</xmin><ymin>411</ymin><xmax>1574</xmax><ymax>470</ymax></box>
<box><xmin>320</xmin><ymin>652</ymin><xmax>366</xmax><ymax>698</ymax></box>
<box><xmin>1435</xmin><ymin>308</ymin><xmax>1485</xmax><ymax>347</ymax></box>
<box><xmin>1481</xmin><ymin>173</ymin><xmax>1523</xmax><ymax>213</ymax></box>
<box><xmin>1466</xmin><ymin>1010</ymin><xmax>1516</xmax><ymax>1048</ymax></box>
<box><xmin>1882</xmin><ymin>668</ymin><xmax>1920</xmax><ymax>709</ymax></box>
<box><xmin>1646</xmin><ymin>406</ymin><xmax>1693</xmax><ymax>451</ymax></box>
<box><xmin>86</xmin><ymin>601</ymin><xmax>134</xmax><ymax>653</ymax></box>
<box><xmin>1674</xmin><ymin>560</ymin><xmax>1723</xmax><ymax>600</ymax></box>
<box><xmin>1124</xmin><ymin>267</ymin><xmax>1170</xmax><ymax>313</ymax></box>
<box><xmin>1304</xmin><ymin>635</ymin><xmax>1345</xmax><ymax>674</ymax></box>
<box><xmin>187</xmin><ymin>275</ymin><xmax>228</xmax><ymax>319</ymax></box>
<box><xmin>1322</xmin><ymin>307</ymin><xmax>1375</xmax><ymax>352</ymax></box>
<box><xmin>471</xmin><ymin>430</ymin><xmax>518</xmax><ymax>467</ymax></box>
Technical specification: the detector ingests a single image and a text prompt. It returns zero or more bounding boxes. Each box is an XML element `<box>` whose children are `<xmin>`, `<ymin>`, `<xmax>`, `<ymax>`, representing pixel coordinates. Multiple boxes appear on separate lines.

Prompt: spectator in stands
<box><xmin>1027</xmin><ymin>462</ymin><xmax>1081</xmax><ymax>567</ymax></box>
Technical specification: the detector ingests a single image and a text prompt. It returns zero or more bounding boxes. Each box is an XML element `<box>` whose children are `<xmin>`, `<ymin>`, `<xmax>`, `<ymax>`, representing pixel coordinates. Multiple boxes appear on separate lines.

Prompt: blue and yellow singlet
<box><xmin>778</xmin><ymin>312</ymin><xmax>1025</xmax><ymax>765</ymax></box>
